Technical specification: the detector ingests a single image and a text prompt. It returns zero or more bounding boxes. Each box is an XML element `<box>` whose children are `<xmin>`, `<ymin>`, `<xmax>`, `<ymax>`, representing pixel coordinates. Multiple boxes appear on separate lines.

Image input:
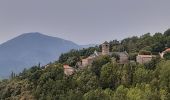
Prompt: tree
<box><xmin>73</xmin><ymin>69</ymin><xmax>99</xmax><ymax>94</ymax></box>
<box><xmin>83</xmin><ymin>88</ymin><xmax>113</xmax><ymax>100</ymax></box>
<box><xmin>91</xmin><ymin>56</ymin><xmax>111</xmax><ymax>77</ymax></box>
<box><xmin>10</xmin><ymin>71</ymin><xmax>16</xmax><ymax>79</ymax></box>
<box><xmin>66</xmin><ymin>56</ymin><xmax>80</xmax><ymax>67</ymax></box>
<box><xmin>151</xmin><ymin>42</ymin><xmax>165</xmax><ymax>53</ymax></box>
<box><xmin>133</xmin><ymin>65</ymin><xmax>152</xmax><ymax>84</ymax></box>
<box><xmin>164</xmin><ymin>29</ymin><xmax>170</xmax><ymax>36</ymax></box>
<box><xmin>113</xmin><ymin>85</ymin><xmax>128</xmax><ymax>100</ymax></box>
<box><xmin>160</xmin><ymin>60</ymin><xmax>170</xmax><ymax>91</ymax></box>
<box><xmin>100</xmin><ymin>62</ymin><xmax>119</xmax><ymax>89</ymax></box>
<box><xmin>163</xmin><ymin>52</ymin><xmax>170</xmax><ymax>60</ymax></box>
<box><xmin>121</xmin><ymin>64</ymin><xmax>134</xmax><ymax>86</ymax></box>
<box><xmin>111</xmin><ymin>53</ymin><xmax>120</xmax><ymax>62</ymax></box>
<box><xmin>128</xmin><ymin>53</ymin><xmax>138</xmax><ymax>61</ymax></box>
<box><xmin>127</xmin><ymin>83</ymin><xmax>160</xmax><ymax>100</ymax></box>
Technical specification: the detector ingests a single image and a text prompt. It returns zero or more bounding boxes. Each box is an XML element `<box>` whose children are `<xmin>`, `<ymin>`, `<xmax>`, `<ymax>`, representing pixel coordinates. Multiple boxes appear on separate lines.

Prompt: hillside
<box><xmin>1</xmin><ymin>29</ymin><xmax>170</xmax><ymax>99</ymax></box>
<box><xmin>0</xmin><ymin>32</ymin><xmax>81</xmax><ymax>78</ymax></box>
<box><xmin>0</xmin><ymin>52</ymin><xmax>170</xmax><ymax>99</ymax></box>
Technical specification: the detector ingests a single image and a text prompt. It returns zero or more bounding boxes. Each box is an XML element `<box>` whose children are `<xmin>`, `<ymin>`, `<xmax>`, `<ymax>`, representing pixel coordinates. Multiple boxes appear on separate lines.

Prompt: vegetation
<box><xmin>163</xmin><ymin>52</ymin><xmax>170</xmax><ymax>60</ymax></box>
<box><xmin>1</xmin><ymin>29</ymin><xmax>170</xmax><ymax>99</ymax></box>
<box><xmin>59</xmin><ymin>47</ymin><xmax>100</xmax><ymax>67</ymax></box>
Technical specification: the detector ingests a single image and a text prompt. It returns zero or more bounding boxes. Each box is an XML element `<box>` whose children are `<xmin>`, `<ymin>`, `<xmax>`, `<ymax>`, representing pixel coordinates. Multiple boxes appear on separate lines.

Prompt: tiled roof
<box><xmin>63</xmin><ymin>65</ymin><xmax>75</xmax><ymax>76</ymax></box>
<box><xmin>63</xmin><ymin>65</ymin><xmax>74</xmax><ymax>69</ymax></box>
<box><xmin>137</xmin><ymin>55</ymin><xmax>153</xmax><ymax>57</ymax></box>
<box><xmin>113</xmin><ymin>52</ymin><xmax>129</xmax><ymax>57</ymax></box>
<box><xmin>165</xmin><ymin>48</ymin><xmax>170</xmax><ymax>52</ymax></box>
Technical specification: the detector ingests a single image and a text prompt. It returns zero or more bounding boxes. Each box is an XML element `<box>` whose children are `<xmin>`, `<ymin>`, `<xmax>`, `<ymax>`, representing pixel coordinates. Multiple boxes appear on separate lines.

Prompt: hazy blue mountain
<box><xmin>80</xmin><ymin>44</ymin><xmax>98</xmax><ymax>48</ymax></box>
<box><xmin>0</xmin><ymin>32</ymin><xmax>81</xmax><ymax>78</ymax></box>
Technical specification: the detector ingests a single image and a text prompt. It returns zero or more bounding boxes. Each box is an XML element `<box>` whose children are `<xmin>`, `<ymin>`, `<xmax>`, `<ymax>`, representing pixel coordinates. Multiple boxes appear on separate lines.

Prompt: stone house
<box><xmin>81</xmin><ymin>51</ymin><xmax>100</xmax><ymax>68</ymax></box>
<box><xmin>81</xmin><ymin>41</ymin><xmax>110</xmax><ymax>67</ymax></box>
<box><xmin>81</xmin><ymin>41</ymin><xmax>129</xmax><ymax>67</ymax></box>
<box><xmin>63</xmin><ymin>65</ymin><xmax>75</xmax><ymax>76</ymax></box>
<box><xmin>63</xmin><ymin>41</ymin><xmax>129</xmax><ymax>75</ymax></box>
<box><xmin>136</xmin><ymin>54</ymin><xmax>155</xmax><ymax>64</ymax></box>
<box><xmin>114</xmin><ymin>52</ymin><xmax>129</xmax><ymax>64</ymax></box>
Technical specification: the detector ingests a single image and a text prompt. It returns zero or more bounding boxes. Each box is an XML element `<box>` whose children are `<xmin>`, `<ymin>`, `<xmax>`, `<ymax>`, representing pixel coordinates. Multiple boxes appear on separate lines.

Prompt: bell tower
<box><xmin>102</xmin><ymin>41</ymin><xmax>110</xmax><ymax>55</ymax></box>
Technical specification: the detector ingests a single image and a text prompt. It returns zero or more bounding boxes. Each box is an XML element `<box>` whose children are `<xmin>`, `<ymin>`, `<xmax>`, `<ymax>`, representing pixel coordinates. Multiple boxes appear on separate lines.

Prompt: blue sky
<box><xmin>0</xmin><ymin>0</ymin><xmax>170</xmax><ymax>45</ymax></box>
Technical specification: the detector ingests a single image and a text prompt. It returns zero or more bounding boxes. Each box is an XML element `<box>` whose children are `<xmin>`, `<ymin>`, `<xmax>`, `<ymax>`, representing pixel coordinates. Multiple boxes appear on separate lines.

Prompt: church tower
<box><xmin>102</xmin><ymin>41</ymin><xmax>110</xmax><ymax>55</ymax></box>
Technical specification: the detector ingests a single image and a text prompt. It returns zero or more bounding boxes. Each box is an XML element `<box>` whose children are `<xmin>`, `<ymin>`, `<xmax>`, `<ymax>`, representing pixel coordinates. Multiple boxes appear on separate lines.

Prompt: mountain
<box><xmin>0</xmin><ymin>32</ymin><xmax>81</xmax><ymax>78</ymax></box>
<box><xmin>80</xmin><ymin>44</ymin><xmax>98</xmax><ymax>48</ymax></box>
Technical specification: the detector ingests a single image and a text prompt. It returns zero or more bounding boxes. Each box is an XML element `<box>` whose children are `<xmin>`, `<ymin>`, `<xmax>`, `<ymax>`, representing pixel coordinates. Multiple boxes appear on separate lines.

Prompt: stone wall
<box><xmin>136</xmin><ymin>55</ymin><xmax>153</xmax><ymax>64</ymax></box>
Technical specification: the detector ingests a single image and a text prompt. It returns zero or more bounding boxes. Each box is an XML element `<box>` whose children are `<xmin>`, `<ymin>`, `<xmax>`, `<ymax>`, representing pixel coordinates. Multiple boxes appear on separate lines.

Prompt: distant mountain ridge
<box><xmin>0</xmin><ymin>32</ymin><xmax>81</xmax><ymax>78</ymax></box>
<box><xmin>80</xmin><ymin>44</ymin><xmax>98</xmax><ymax>48</ymax></box>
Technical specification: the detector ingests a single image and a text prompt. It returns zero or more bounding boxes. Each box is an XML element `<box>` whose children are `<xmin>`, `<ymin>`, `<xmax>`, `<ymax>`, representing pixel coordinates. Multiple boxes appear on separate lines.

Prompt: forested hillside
<box><xmin>1</xmin><ymin>29</ymin><xmax>170</xmax><ymax>100</ymax></box>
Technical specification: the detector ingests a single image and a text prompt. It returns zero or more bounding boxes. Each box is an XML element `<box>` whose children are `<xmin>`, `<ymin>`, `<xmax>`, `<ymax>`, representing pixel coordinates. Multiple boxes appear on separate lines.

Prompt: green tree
<box><xmin>74</xmin><ymin>69</ymin><xmax>99</xmax><ymax>93</ymax></box>
<box><xmin>91</xmin><ymin>56</ymin><xmax>111</xmax><ymax>77</ymax></box>
<box><xmin>133</xmin><ymin>65</ymin><xmax>152</xmax><ymax>84</ymax></box>
<box><xmin>163</xmin><ymin>52</ymin><xmax>170</xmax><ymax>60</ymax></box>
<box><xmin>100</xmin><ymin>62</ymin><xmax>119</xmax><ymax>89</ymax></box>
<box><xmin>160</xmin><ymin>60</ymin><xmax>170</xmax><ymax>91</ymax></box>
<box><xmin>113</xmin><ymin>85</ymin><xmax>128</xmax><ymax>100</ymax></box>
<box><xmin>83</xmin><ymin>88</ymin><xmax>113</xmax><ymax>100</ymax></box>
<box><xmin>164</xmin><ymin>29</ymin><xmax>170</xmax><ymax>36</ymax></box>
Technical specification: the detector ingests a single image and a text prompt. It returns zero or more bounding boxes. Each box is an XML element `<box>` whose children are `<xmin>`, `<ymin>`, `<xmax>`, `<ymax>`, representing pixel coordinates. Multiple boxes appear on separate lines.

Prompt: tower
<box><xmin>102</xmin><ymin>41</ymin><xmax>110</xmax><ymax>55</ymax></box>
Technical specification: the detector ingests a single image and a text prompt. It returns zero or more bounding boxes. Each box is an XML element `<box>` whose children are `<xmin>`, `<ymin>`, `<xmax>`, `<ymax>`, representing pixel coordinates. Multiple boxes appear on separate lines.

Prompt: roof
<box><xmin>82</xmin><ymin>56</ymin><xmax>96</xmax><ymax>61</ymax></box>
<box><xmin>113</xmin><ymin>51</ymin><xmax>129</xmax><ymax>57</ymax></box>
<box><xmin>137</xmin><ymin>55</ymin><xmax>153</xmax><ymax>58</ymax></box>
<box><xmin>63</xmin><ymin>65</ymin><xmax>75</xmax><ymax>76</ymax></box>
<box><xmin>164</xmin><ymin>48</ymin><xmax>170</xmax><ymax>52</ymax></box>
<box><xmin>63</xmin><ymin>65</ymin><xmax>74</xmax><ymax>69</ymax></box>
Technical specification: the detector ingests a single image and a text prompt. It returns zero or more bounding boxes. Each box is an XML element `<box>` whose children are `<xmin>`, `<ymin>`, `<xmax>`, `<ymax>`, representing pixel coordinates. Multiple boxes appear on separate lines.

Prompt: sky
<box><xmin>0</xmin><ymin>0</ymin><xmax>170</xmax><ymax>45</ymax></box>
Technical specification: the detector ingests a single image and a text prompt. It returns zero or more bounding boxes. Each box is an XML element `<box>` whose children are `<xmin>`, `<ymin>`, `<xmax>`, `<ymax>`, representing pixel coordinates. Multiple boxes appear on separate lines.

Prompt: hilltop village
<box><xmin>63</xmin><ymin>41</ymin><xmax>128</xmax><ymax>75</ymax></box>
<box><xmin>63</xmin><ymin>41</ymin><xmax>170</xmax><ymax>75</ymax></box>
<box><xmin>2</xmin><ymin>30</ymin><xmax>170</xmax><ymax>99</ymax></box>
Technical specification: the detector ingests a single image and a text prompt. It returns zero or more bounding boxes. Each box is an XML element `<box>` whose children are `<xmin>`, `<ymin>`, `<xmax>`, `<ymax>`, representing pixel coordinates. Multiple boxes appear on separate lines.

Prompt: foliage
<box><xmin>100</xmin><ymin>62</ymin><xmax>119</xmax><ymax>89</ymax></box>
<box><xmin>163</xmin><ymin>52</ymin><xmax>170</xmax><ymax>60</ymax></box>
<box><xmin>2</xmin><ymin>59</ymin><xmax>167</xmax><ymax>99</ymax></box>
<box><xmin>139</xmin><ymin>50</ymin><xmax>151</xmax><ymax>55</ymax></box>
<box><xmin>160</xmin><ymin>61</ymin><xmax>170</xmax><ymax>91</ymax></box>
<box><xmin>111</xmin><ymin>53</ymin><xmax>120</xmax><ymax>61</ymax></box>
<box><xmin>83</xmin><ymin>88</ymin><xmax>113</xmax><ymax>100</ymax></box>
<box><xmin>2</xmin><ymin>29</ymin><xmax>170</xmax><ymax>99</ymax></box>
<box><xmin>59</xmin><ymin>47</ymin><xmax>100</xmax><ymax>67</ymax></box>
<box><xmin>91</xmin><ymin>55</ymin><xmax>111</xmax><ymax>77</ymax></box>
<box><xmin>164</xmin><ymin>28</ymin><xmax>170</xmax><ymax>37</ymax></box>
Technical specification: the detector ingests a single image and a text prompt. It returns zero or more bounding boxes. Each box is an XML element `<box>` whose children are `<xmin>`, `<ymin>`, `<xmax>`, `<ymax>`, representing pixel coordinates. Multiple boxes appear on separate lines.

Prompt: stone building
<box><xmin>81</xmin><ymin>51</ymin><xmax>100</xmax><ymax>67</ymax></box>
<box><xmin>114</xmin><ymin>52</ymin><xmax>129</xmax><ymax>64</ymax></box>
<box><xmin>63</xmin><ymin>65</ymin><xmax>75</xmax><ymax>76</ymax></box>
<box><xmin>81</xmin><ymin>41</ymin><xmax>110</xmax><ymax>67</ymax></box>
<box><xmin>136</xmin><ymin>54</ymin><xmax>155</xmax><ymax>64</ymax></box>
<box><xmin>81</xmin><ymin>41</ymin><xmax>129</xmax><ymax>67</ymax></box>
<box><xmin>102</xmin><ymin>41</ymin><xmax>110</xmax><ymax>55</ymax></box>
<box><xmin>82</xmin><ymin>56</ymin><xmax>95</xmax><ymax>67</ymax></box>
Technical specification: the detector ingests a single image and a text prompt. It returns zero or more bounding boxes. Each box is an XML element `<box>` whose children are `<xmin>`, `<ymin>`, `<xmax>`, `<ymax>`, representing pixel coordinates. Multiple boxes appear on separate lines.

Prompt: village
<box><xmin>63</xmin><ymin>41</ymin><xmax>170</xmax><ymax>76</ymax></box>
